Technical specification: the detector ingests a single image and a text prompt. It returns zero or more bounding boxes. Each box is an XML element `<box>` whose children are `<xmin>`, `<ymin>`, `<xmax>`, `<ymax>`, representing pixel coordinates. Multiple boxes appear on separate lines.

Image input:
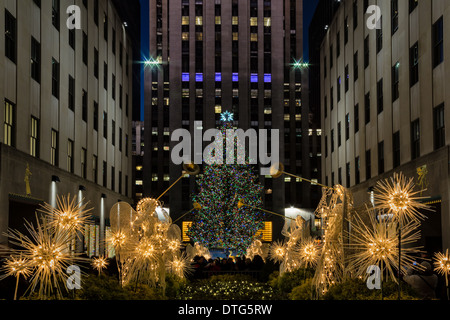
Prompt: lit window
<box><xmin>295</xmin><ymin>114</ymin><xmax>301</xmax><ymax>121</ymax></box>
<box><xmin>182</xmin><ymin>32</ymin><xmax>189</xmax><ymax>41</ymax></box>
<box><xmin>215</xmin><ymin>106</ymin><xmax>222</xmax><ymax>114</ymax></box>
<box><xmin>232</xmin><ymin>32</ymin><xmax>239</xmax><ymax>41</ymax></box>
<box><xmin>250</xmin><ymin>17</ymin><xmax>258</xmax><ymax>26</ymax></box>
<box><xmin>163</xmin><ymin>174</ymin><xmax>170</xmax><ymax>181</ymax></box>
<box><xmin>284</xmin><ymin>114</ymin><xmax>290</xmax><ymax>121</ymax></box>
<box><xmin>182</xmin><ymin>16</ymin><xmax>189</xmax><ymax>25</ymax></box>
<box><xmin>135</xmin><ymin>180</ymin><xmax>143</xmax><ymax>186</ymax></box>
<box><xmin>136</xmin><ymin>166</ymin><xmax>143</xmax><ymax>171</ymax></box>
<box><xmin>232</xmin><ymin>16</ymin><xmax>239</xmax><ymax>25</ymax></box>
<box><xmin>195</xmin><ymin>16</ymin><xmax>203</xmax><ymax>26</ymax></box>
<box><xmin>215</xmin><ymin>16</ymin><xmax>221</xmax><ymax>25</ymax></box>
<box><xmin>251</xmin><ymin>33</ymin><xmax>258</xmax><ymax>42</ymax></box>
<box><xmin>264</xmin><ymin>108</ymin><xmax>272</xmax><ymax>115</ymax></box>
<box><xmin>264</xmin><ymin>17</ymin><xmax>271</xmax><ymax>27</ymax></box>
<box><xmin>196</xmin><ymin>32</ymin><xmax>203</xmax><ymax>41</ymax></box>
<box><xmin>164</xmin><ymin>146</ymin><xmax>170</xmax><ymax>151</ymax></box>
<box><xmin>285</xmin><ymin>177</ymin><xmax>291</xmax><ymax>182</ymax></box>
<box><xmin>152</xmin><ymin>174</ymin><xmax>158</xmax><ymax>182</ymax></box>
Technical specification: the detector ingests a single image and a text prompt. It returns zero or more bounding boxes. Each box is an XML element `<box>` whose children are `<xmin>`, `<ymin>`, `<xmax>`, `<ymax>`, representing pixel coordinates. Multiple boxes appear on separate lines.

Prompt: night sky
<box><xmin>138</xmin><ymin>0</ymin><xmax>320</xmax><ymax>121</ymax></box>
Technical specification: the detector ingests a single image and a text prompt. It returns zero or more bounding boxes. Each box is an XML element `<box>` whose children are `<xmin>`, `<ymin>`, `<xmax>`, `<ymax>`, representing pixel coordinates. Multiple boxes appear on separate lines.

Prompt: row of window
<box><xmin>325</xmin><ymin>104</ymin><xmax>445</xmax><ymax>186</ymax></box>
<box><xmin>3</xmin><ymin>100</ymin><xmax>130</xmax><ymax>193</ymax></box>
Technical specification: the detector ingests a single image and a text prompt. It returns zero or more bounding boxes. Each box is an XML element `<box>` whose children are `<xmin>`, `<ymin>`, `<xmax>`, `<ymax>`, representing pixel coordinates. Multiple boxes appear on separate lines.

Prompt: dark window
<box><xmin>434</xmin><ymin>104</ymin><xmax>445</xmax><ymax>150</ymax></box>
<box><xmin>52</xmin><ymin>0</ymin><xmax>60</xmax><ymax>30</ymax></box>
<box><xmin>104</xmin><ymin>62</ymin><xmax>108</xmax><ymax>90</ymax></box>
<box><xmin>93</xmin><ymin>155</ymin><xmax>98</xmax><ymax>183</ymax></box>
<box><xmin>433</xmin><ymin>17</ymin><xmax>444</xmax><ymax>68</ymax></box>
<box><xmin>67</xmin><ymin>139</ymin><xmax>74</xmax><ymax>173</ymax></box>
<box><xmin>94</xmin><ymin>48</ymin><xmax>99</xmax><ymax>78</ymax></box>
<box><xmin>338</xmin><ymin>122</ymin><xmax>342</xmax><ymax>147</ymax></box>
<box><xmin>52</xmin><ymin>58</ymin><xmax>60</xmax><ymax>99</ymax></box>
<box><xmin>354</xmin><ymin>104</ymin><xmax>359</xmax><ymax>133</ymax></box>
<box><xmin>409</xmin><ymin>0</ymin><xmax>418</xmax><ymax>13</ymax></box>
<box><xmin>337</xmin><ymin>77</ymin><xmax>341</xmax><ymax>102</ymax></box>
<box><xmin>331</xmin><ymin>129</ymin><xmax>335</xmax><ymax>153</ymax></box>
<box><xmin>5</xmin><ymin>10</ymin><xmax>16</xmax><ymax>63</ymax></box>
<box><xmin>103</xmin><ymin>161</ymin><xmax>107</xmax><ymax>188</ymax></box>
<box><xmin>392</xmin><ymin>62</ymin><xmax>400</xmax><ymax>101</ymax></box>
<box><xmin>31</xmin><ymin>37</ymin><xmax>41</xmax><ymax>83</ymax></box>
<box><xmin>364</xmin><ymin>36</ymin><xmax>369</xmax><ymax>68</ymax></box>
<box><xmin>82</xmin><ymin>90</ymin><xmax>88</xmax><ymax>122</ymax></box>
<box><xmin>119</xmin><ymin>128</ymin><xmax>122</xmax><ymax>152</ymax></box>
<box><xmin>112</xmin><ymin>120</ymin><xmax>116</xmax><ymax>146</ymax></box>
<box><xmin>112</xmin><ymin>74</ymin><xmax>116</xmax><ymax>99</ymax></box>
<box><xmin>391</xmin><ymin>0</ymin><xmax>398</xmax><ymax>34</ymax></box>
<box><xmin>378</xmin><ymin>141</ymin><xmax>385</xmax><ymax>174</ymax></box>
<box><xmin>411</xmin><ymin>119</ymin><xmax>420</xmax><ymax>160</ymax></box>
<box><xmin>69</xmin><ymin>28</ymin><xmax>75</xmax><ymax>49</ymax></box>
<box><xmin>103</xmin><ymin>112</ymin><xmax>108</xmax><ymax>139</ymax></box>
<box><xmin>81</xmin><ymin>148</ymin><xmax>87</xmax><ymax>179</ymax></box>
<box><xmin>103</xmin><ymin>13</ymin><xmax>108</xmax><ymax>41</ymax></box>
<box><xmin>338</xmin><ymin>167</ymin><xmax>342</xmax><ymax>185</ymax></box>
<box><xmin>94</xmin><ymin>0</ymin><xmax>99</xmax><ymax>25</ymax></box>
<box><xmin>324</xmin><ymin>96</ymin><xmax>327</xmax><ymax>118</ymax></box>
<box><xmin>353</xmin><ymin>0</ymin><xmax>358</xmax><ymax>30</ymax></box>
<box><xmin>93</xmin><ymin>101</ymin><xmax>99</xmax><ymax>131</ymax></box>
<box><xmin>125</xmin><ymin>134</ymin><xmax>129</xmax><ymax>157</ymax></box>
<box><xmin>33</xmin><ymin>0</ymin><xmax>41</xmax><ymax>8</ymax></box>
<box><xmin>345</xmin><ymin>113</ymin><xmax>350</xmax><ymax>141</ymax></box>
<box><xmin>410</xmin><ymin>42</ymin><xmax>419</xmax><ymax>86</ymax></box>
<box><xmin>377</xmin><ymin>79</ymin><xmax>383</xmax><ymax>114</ymax></box>
<box><xmin>68</xmin><ymin>76</ymin><xmax>75</xmax><ymax>111</ymax></box>
<box><xmin>82</xmin><ymin>32</ymin><xmax>88</xmax><ymax>65</ymax></box>
<box><xmin>354</xmin><ymin>51</ymin><xmax>358</xmax><ymax>81</ymax></box>
<box><xmin>325</xmin><ymin>136</ymin><xmax>328</xmax><ymax>158</ymax></box>
<box><xmin>366</xmin><ymin>149</ymin><xmax>371</xmax><ymax>180</ymax></box>
<box><xmin>324</xmin><ymin>56</ymin><xmax>327</xmax><ymax>78</ymax></box>
<box><xmin>344</xmin><ymin>17</ymin><xmax>349</xmax><ymax>44</ymax></box>
<box><xmin>393</xmin><ymin>131</ymin><xmax>400</xmax><ymax>168</ymax></box>
<box><xmin>345</xmin><ymin>65</ymin><xmax>349</xmax><ymax>92</ymax></box>
<box><xmin>365</xmin><ymin>92</ymin><xmax>370</xmax><ymax>124</ymax></box>
<box><xmin>376</xmin><ymin>16</ymin><xmax>383</xmax><ymax>53</ymax></box>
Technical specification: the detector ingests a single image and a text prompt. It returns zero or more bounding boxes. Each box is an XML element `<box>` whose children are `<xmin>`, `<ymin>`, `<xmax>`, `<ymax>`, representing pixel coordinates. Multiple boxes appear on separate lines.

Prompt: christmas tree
<box><xmin>187</xmin><ymin>120</ymin><xmax>265</xmax><ymax>255</ymax></box>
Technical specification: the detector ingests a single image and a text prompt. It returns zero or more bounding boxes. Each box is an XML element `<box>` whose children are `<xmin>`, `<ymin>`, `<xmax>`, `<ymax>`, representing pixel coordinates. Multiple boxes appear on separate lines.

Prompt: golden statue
<box><xmin>24</xmin><ymin>163</ymin><xmax>32</xmax><ymax>196</ymax></box>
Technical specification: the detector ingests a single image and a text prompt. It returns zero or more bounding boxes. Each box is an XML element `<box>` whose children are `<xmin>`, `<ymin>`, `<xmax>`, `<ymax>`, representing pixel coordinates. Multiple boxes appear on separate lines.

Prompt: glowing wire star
<box><xmin>92</xmin><ymin>257</ymin><xmax>109</xmax><ymax>276</ymax></box>
<box><xmin>291</xmin><ymin>59</ymin><xmax>309</xmax><ymax>70</ymax></box>
<box><xmin>373</xmin><ymin>172</ymin><xmax>430</xmax><ymax>225</ymax></box>
<box><xmin>347</xmin><ymin>210</ymin><xmax>423</xmax><ymax>282</ymax></box>
<box><xmin>220</xmin><ymin>111</ymin><xmax>234</xmax><ymax>122</ymax></box>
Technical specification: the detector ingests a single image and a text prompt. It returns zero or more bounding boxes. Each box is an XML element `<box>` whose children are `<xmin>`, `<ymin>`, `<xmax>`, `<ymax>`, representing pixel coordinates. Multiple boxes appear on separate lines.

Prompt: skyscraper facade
<box><xmin>144</xmin><ymin>0</ymin><xmax>316</xmax><ymax>241</ymax></box>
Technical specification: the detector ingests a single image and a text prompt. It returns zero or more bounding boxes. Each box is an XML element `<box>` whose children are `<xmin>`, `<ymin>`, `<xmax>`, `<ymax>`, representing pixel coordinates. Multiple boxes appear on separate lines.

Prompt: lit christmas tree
<box><xmin>187</xmin><ymin>117</ymin><xmax>265</xmax><ymax>255</ymax></box>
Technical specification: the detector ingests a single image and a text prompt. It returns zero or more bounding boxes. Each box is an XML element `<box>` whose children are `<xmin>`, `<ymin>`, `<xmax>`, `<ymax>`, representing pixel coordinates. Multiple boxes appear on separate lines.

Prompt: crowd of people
<box><xmin>189</xmin><ymin>255</ymin><xmax>266</xmax><ymax>279</ymax></box>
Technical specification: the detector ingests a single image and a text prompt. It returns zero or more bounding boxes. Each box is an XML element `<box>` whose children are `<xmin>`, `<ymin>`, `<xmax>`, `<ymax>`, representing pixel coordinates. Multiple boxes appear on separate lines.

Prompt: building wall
<box><xmin>0</xmin><ymin>0</ymin><xmax>135</xmax><ymax>251</ymax></box>
<box><xmin>320</xmin><ymin>0</ymin><xmax>450</xmax><ymax>250</ymax></box>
